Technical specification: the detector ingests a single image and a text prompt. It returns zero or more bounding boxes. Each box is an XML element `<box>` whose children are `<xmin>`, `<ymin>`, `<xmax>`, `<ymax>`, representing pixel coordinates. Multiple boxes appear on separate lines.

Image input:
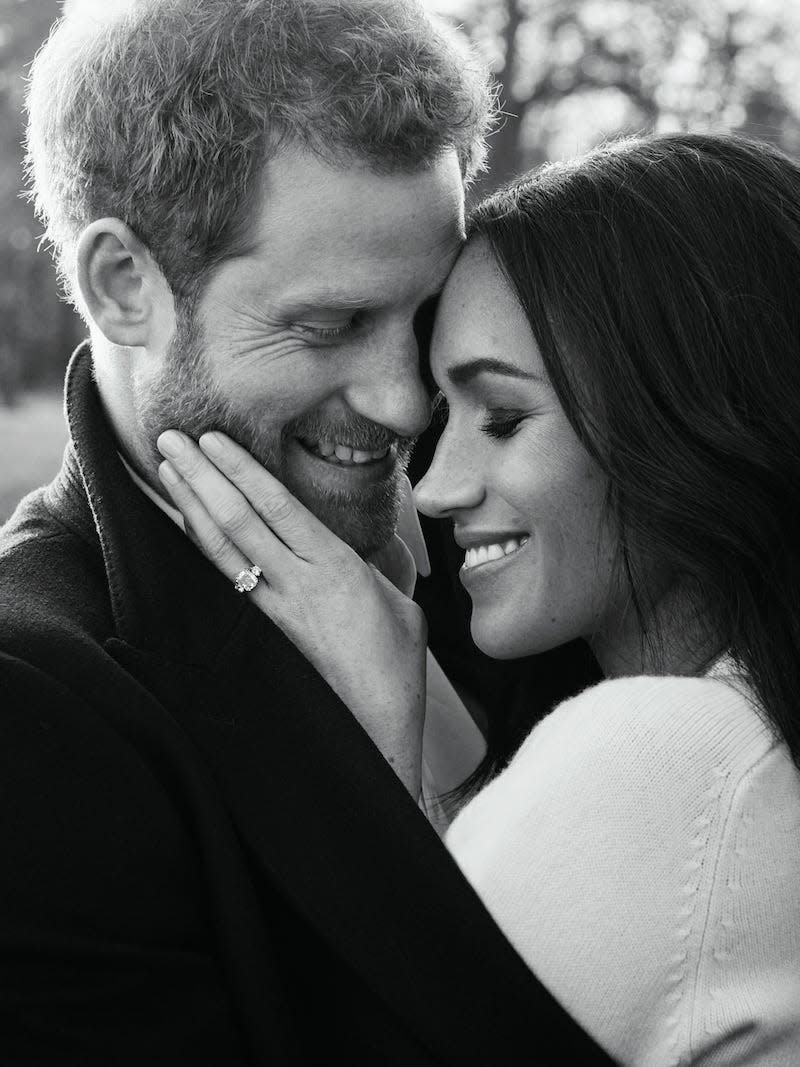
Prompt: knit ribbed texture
<box><xmin>446</xmin><ymin>673</ymin><xmax>800</xmax><ymax>1065</ymax></box>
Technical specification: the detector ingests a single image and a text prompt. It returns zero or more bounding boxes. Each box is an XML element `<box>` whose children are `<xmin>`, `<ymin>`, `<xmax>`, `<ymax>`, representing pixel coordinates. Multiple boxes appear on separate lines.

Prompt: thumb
<box><xmin>368</xmin><ymin>533</ymin><xmax>417</xmax><ymax>596</ymax></box>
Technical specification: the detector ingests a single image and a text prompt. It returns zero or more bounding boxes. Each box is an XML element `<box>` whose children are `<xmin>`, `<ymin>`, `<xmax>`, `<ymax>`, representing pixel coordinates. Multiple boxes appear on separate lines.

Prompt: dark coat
<box><xmin>0</xmin><ymin>344</ymin><xmax>614</xmax><ymax>1066</ymax></box>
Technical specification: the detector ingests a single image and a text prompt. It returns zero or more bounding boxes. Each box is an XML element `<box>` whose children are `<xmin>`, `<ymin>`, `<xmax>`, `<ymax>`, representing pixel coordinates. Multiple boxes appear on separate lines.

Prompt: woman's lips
<box><xmin>458</xmin><ymin>533</ymin><xmax>531</xmax><ymax>584</ymax></box>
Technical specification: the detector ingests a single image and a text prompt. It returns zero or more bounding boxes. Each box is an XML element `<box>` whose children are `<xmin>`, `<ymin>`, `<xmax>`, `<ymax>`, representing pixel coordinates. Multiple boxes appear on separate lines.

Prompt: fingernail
<box><xmin>158</xmin><ymin>460</ymin><xmax>181</xmax><ymax>486</ymax></box>
<box><xmin>158</xmin><ymin>430</ymin><xmax>183</xmax><ymax>458</ymax></box>
<box><xmin>199</xmin><ymin>432</ymin><xmax>223</xmax><ymax>458</ymax></box>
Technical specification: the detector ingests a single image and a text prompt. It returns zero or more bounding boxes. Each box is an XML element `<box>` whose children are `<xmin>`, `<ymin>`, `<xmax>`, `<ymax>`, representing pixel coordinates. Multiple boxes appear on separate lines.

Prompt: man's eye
<box><xmin>480</xmin><ymin>409</ymin><xmax>526</xmax><ymax>439</ymax></box>
<box><xmin>294</xmin><ymin>314</ymin><xmax>362</xmax><ymax>342</ymax></box>
<box><xmin>295</xmin><ymin>323</ymin><xmax>353</xmax><ymax>341</ymax></box>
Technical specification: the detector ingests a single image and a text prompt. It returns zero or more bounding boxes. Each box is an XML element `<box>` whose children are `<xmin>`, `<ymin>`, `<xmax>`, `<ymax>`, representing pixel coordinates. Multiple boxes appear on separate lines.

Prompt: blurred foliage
<box><xmin>1</xmin><ymin>0</ymin><xmax>800</xmax><ymax>399</ymax></box>
<box><xmin>430</xmin><ymin>0</ymin><xmax>800</xmax><ymax>193</ymax></box>
<box><xmin>0</xmin><ymin>0</ymin><xmax>82</xmax><ymax>405</ymax></box>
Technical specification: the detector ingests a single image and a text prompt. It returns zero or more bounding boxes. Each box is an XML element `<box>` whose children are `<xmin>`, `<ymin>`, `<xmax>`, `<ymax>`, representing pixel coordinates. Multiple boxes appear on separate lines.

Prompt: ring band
<box><xmin>233</xmin><ymin>564</ymin><xmax>262</xmax><ymax>593</ymax></box>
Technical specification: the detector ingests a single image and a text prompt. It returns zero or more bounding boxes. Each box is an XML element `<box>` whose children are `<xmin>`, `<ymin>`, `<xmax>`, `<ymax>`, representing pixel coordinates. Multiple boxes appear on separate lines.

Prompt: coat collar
<box><xmin>49</xmin><ymin>342</ymin><xmax>613</xmax><ymax>1065</ymax></box>
<box><xmin>57</xmin><ymin>341</ymin><xmax>254</xmax><ymax>665</ymax></box>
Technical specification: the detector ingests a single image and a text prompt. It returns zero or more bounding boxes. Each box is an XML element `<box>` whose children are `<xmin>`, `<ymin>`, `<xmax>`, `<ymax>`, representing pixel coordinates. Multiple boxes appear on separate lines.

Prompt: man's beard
<box><xmin>135</xmin><ymin>312</ymin><xmax>416</xmax><ymax>558</ymax></box>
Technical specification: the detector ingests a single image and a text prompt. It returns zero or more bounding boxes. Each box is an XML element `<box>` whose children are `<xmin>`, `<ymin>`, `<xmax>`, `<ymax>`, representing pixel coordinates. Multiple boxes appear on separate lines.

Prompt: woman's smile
<box><xmin>457</xmin><ymin>532</ymin><xmax>531</xmax><ymax>576</ymax></box>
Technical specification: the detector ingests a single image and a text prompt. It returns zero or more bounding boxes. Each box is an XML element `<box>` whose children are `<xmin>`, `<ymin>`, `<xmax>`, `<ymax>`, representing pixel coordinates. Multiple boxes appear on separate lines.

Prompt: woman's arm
<box><xmin>156</xmin><ymin>429</ymin><xmax>426</xmax><ymax>798</ymax></box>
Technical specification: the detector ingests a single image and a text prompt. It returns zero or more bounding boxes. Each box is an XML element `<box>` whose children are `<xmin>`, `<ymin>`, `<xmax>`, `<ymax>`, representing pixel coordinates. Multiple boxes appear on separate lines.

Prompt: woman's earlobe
<box><xmin>75</xmin><ymin>219</ymin><xmax>169</xmax><ymax>347</ymax></box>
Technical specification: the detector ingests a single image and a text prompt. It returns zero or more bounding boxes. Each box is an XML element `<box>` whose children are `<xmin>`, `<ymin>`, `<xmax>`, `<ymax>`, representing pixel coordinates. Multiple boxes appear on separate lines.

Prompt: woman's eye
<box><xmin>480</xmin><ymin>409</ymin><xmax>526</xmax><ymax>439</ymax></box>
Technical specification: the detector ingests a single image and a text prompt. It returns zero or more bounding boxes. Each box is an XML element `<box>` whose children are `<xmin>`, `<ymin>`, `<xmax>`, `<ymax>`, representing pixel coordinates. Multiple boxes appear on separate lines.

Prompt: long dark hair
<box><xmin>468</xmin><ymin>132</ymin><xmax>800</xmax><ymax>771</ymax></box>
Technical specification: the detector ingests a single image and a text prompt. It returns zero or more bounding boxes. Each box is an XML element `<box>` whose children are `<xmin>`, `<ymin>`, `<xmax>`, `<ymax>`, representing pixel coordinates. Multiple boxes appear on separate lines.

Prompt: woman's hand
<box><xmin>156</xmin><ymin>429</ymin><xmax>426</xmax><ymax>798</ymax></box>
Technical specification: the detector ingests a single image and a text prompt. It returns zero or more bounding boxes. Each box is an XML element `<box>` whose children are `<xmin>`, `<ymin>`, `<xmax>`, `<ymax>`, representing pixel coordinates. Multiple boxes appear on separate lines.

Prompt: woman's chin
<box><xmin>469</xmin><ymin>613</ymin><xmax>575</xmax><ymax>661</ymax></box>
<box><xmin>470</xmin><ymin>618</ymin><xmax>532</xmax><ymax>661</ymax></box>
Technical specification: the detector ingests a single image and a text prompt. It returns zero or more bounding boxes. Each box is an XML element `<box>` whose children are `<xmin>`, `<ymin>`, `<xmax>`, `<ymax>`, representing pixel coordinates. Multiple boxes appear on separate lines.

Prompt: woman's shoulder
<box><xmin>447</xmin><ymin>669</ymin><xmax>800</xmax><ymax>1065</ymax></box>
<box><xmin>448</xmin><ymin>669</ymin><xmax>783</xmax><ymax>862</ymax></box>
<box><xmin>512</xmin><ymin>669</ymin><xmax>774</xmax><ymax>788</ymax></box>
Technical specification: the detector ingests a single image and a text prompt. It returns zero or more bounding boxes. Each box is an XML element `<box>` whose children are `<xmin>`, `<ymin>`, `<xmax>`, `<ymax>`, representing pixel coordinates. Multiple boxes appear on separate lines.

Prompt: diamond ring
<box><xmin>233</xmin><ymin>564</ymin><xmax>262</xmax><ymax>593</ymax></box>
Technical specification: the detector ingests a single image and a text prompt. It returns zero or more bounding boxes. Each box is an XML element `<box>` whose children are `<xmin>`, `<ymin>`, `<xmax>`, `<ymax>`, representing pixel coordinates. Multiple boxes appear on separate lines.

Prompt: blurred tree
<box><xmin>430</xmin><ymin>0</ymin><xmax>800</xmax><ymax>191</ymax></box>
<box><xmin>0</xmin><ymin>0</ymin><xmax>83</xmax><ymax>405</ymax></box>
<box><xmin>3</xmin><ymin>0</ymin><xmax>800</xmax><ymax>399</ymax></box>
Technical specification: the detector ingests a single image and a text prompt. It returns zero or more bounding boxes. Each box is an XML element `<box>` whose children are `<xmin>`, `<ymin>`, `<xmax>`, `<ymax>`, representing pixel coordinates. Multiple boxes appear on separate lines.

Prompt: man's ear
<box><xmin>76</xmin><ymin>219</ymin><xmax>173</xmax><ymax>347</ymax></box>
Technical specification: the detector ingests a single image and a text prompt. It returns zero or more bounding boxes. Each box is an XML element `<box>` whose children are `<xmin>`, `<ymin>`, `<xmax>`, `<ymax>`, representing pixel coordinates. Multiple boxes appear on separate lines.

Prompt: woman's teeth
<box><xmin>463</xmin><ymin>537</ymin><xmax>529</xmax><ymax>570</ymax></box>
<box><xmin>303</xmin><ymin>438</ymin><xmax>390</xmax><ymax>465</ymax></box>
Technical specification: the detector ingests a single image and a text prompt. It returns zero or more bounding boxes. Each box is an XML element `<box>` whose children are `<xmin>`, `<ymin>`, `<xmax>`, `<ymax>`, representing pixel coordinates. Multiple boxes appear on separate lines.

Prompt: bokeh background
<box><xmin>2</xmin><ymin>0</ymin><xmax>800</xmax><ymax>521</ymax></box>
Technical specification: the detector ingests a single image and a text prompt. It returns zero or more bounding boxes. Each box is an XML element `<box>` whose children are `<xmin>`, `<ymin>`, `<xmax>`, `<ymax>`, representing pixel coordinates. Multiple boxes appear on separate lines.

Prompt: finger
<box><xmin>157</xmin><ymin>461</ymin><xmax>270</xmax><ymax>597</ymax></box>
<box><xmin>197</xmin><ymin>431</ymin><xmax>345</xmax><ymax>563</ymax></box>
<box><xmin>157</xmin><ymin>431</ymin><xmax>299</xmax><ymax>587</ymax></box>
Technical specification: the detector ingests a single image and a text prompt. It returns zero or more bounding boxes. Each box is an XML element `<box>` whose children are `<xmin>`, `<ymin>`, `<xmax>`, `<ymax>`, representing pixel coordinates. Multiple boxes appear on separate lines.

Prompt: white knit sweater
<box><xmin>446</xmin><ymin>669</ymin><xmax>800</xmax><ymax>1065</ymax></box>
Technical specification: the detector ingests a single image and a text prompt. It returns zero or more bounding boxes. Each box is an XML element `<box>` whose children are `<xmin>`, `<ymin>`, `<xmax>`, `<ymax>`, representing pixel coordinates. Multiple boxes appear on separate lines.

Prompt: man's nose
<box><xmin>342</xmin><ymin>334</ymin><xmax>432</xmax><ymax>441</ymax></box>
<box><xmin>413</xmin><ymin>426</ymin><xmax>484</xmax><ymax>519</ymax></box>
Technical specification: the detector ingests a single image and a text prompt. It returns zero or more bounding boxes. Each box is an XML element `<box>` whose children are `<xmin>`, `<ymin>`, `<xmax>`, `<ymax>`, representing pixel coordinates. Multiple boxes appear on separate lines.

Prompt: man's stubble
<box><xmin>136</xmin><ymin>310</ymin><xmax>416</xmax><ymax>558</ymax></box>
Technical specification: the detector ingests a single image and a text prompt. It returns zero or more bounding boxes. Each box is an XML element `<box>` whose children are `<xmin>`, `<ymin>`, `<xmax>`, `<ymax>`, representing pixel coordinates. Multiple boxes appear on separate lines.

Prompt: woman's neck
<box><xmin>588</xmin><ymin>586</ymin><xmax>719</xmax><ymax>679</ymax></box>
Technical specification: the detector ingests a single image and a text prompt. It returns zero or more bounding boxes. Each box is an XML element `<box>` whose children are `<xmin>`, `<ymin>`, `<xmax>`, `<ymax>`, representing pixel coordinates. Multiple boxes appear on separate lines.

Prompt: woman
<box><xmin>156</xmin><ymin>133</ymin><xmax>800</xmax><ymax>1064</ymax></box>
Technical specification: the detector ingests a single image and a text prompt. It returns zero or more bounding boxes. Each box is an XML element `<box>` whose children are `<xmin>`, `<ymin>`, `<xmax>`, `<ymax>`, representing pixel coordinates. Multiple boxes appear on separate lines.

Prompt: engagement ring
<box><xmin>233</xmin><ymin>564</ymin><xmax>262</xmax><ymax>593</ymax></box>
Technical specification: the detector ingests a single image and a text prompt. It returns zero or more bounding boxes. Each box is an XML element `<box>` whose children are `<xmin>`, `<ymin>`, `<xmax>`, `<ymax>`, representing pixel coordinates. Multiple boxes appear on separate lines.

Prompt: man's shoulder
<box><xmin>0</xmin><ymin>484</ymin><xmax>112</xmax><ymax>671</ymax></box>
<box><xmin>1</xmin><ymin>482</ymin><xmax>69</xmax><ymax>551</ymax></box>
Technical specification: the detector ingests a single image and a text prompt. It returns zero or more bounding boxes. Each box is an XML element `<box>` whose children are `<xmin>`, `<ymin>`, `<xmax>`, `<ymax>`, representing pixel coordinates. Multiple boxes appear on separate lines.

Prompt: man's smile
<box><xmin>289</xmin><ymin>435</ymin><xmax>397</xmax><ymax>487</ymax></box>
<box><xmin>297</xmin><ymin>433</ymin><xmax>391</xmax><ymax>466</ymax></box>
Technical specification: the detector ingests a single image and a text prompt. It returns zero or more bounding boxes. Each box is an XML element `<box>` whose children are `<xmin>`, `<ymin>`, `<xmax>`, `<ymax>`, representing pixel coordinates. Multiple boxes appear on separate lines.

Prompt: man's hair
<box><xmin>25</xmin><ymin>0</ymin><xmax>495</xmax><ymax>309</ymax></box>
<box><xmin>467</xmin><ymin>132</ymin><xmax>800</xmax><ymax>778</ymax></box>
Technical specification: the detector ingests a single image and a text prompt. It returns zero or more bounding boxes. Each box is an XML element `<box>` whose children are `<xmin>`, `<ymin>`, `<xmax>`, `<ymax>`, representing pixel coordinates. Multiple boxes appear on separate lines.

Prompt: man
<box><xmin>1</xmin><ymin>1</ymin><xmax>613</xmax><ymax>1062</ymax></box>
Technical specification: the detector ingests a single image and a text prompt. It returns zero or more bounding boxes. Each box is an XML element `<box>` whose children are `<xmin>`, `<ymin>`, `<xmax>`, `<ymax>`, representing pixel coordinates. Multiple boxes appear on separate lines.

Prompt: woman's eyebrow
<box><xmin>446</xmin><ymin>357</ymin><xmax>545</xmax><ymax>386</ymax></box>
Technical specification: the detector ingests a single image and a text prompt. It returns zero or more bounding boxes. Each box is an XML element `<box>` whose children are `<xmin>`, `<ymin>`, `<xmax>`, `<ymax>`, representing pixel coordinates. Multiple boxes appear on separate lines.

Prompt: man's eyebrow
<box><xmin>281</xmin><ymin>283</ymin><xmax>447</xmax><ymax>316</ymax></box>
<box><xmin>279</xmin><ymin>290</ymin><xmax>380</xmax><ymax>313</ymax></box>
<box><xmin>446</xmin><ymin>357</ymin><xmax>545</xmax><ymax>386</ymax></box>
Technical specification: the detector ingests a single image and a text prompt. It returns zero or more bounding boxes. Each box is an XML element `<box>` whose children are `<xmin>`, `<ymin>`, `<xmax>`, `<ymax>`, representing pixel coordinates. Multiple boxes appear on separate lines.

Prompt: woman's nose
<box><xmin>414</xmin><ymin>429</ymin><xmax>484</xmax><ymax>519</ymax></box>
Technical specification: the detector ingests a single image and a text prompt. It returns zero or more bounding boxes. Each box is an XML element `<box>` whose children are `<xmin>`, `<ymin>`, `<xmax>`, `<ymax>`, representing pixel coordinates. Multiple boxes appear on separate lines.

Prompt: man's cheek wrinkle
<box><xmin>222</xmin><ymin>335</ymin><xmax>309</xmax><ymax>366</ymax></box>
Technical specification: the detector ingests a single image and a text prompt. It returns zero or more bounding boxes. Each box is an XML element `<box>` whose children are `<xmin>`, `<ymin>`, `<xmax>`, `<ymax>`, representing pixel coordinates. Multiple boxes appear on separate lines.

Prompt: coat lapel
<box><xmin>61</xmin><ymin>343</ymin><xmax>613</xmax><ymax>1065</ymax></box>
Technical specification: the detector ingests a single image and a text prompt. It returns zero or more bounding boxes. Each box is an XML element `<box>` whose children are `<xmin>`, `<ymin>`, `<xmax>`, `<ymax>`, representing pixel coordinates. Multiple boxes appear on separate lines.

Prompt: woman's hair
<box><xmin>469</xmin><ymin>132</ymin><xmax>800</xmax><ymax>771</ymax></box>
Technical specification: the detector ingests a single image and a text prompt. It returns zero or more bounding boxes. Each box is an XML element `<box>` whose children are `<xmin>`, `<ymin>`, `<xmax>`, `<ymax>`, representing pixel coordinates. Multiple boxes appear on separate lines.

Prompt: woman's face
<box><xmin>414</xmin><ymin>241</ymin><xmax>624</xmax><ymax>660</ymax></box>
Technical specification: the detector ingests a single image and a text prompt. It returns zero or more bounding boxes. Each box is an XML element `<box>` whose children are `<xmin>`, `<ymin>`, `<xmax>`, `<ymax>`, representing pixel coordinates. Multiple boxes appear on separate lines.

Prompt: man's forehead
<box><xmin>276</xmin><ymin>257</ymin><xmax>456</xmax><ymax>314</ymax></box>
<box><xmin>278</xmin><ymin>213</ymin><xmax>464</xmax><ymax>268</ymax></box>
<box><xmin>251</xmin><ymin>146</ymin><xmax>466</xmax><ymax>257</ymax></box>
<box><xmin>230</xmin><ymin>156</ymin><xmax>464</xmax><ymax>307</ymax></box>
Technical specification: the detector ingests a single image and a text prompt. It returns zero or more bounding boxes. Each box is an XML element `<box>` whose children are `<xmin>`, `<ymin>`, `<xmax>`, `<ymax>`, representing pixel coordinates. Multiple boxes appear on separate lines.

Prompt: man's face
<box><xmin>138</xmin><ymin>146</ymin><xmax>465</xmax><ymax>557</ymax></box>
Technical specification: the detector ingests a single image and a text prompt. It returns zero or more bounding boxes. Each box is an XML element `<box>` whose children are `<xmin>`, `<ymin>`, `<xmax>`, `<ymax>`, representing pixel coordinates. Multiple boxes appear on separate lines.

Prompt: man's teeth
<box><xmin>463</xmin><ymin>537</ymin><xmax>529</xmax><ymax>570</ymax></box>
<box><xmin>304</xmin><ymin>438</ymin><xmax>390</xmax><ymax>465</ymax></box>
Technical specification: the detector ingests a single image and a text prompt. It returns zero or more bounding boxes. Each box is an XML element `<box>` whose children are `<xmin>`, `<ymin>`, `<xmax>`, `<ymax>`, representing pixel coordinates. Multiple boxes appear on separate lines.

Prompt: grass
<box><xmin>0</xmin><ymin>391</ymin><xmax>69</xmax><ymax>524</ymax></box>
